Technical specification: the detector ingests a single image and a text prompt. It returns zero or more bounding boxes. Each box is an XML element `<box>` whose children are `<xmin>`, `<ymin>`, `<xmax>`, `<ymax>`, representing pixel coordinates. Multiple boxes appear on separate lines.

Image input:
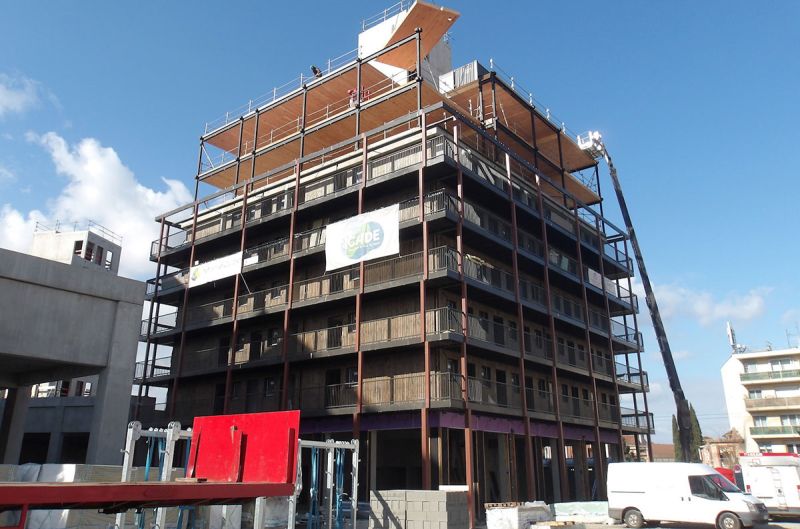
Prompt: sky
<box><xmin>1</xmin><ymin>1</ymin><xmax>798</xmax><ymax>443</ymax></box>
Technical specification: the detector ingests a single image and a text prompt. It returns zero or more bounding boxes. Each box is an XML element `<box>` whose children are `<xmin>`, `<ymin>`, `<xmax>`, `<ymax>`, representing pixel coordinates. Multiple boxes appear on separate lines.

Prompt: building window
<box><xmin>84</xmin><ymin>242</ymin><xmax>95</xmax><ymax>261</ymax></box>
<box><xmin>772</xmin><ymin>359</ymin><xmax>792</xmax><ymax>372</ymax></box>
<box><xmin>787</xmin><ymin>444</ymin><xmax>800</xmax><ymax>454</ymax></box>
<box><xmin>754</xmin><ymin>416</ymin><xmax>767</xmax><ymax>427</ymax></box>
<box><xmin>748</xmin><ymin>389</ymin><xmax>762</xmax><ymax>399</ymax></box>
<box><xmin>73</xmin><ymin>240</ymin><xmax>83</xmax><ymax>255</ymax></box>
<box><xmin>781</xmin><ymin>415</ymin><xmax>800</xmax><ymax>426</ymax></box>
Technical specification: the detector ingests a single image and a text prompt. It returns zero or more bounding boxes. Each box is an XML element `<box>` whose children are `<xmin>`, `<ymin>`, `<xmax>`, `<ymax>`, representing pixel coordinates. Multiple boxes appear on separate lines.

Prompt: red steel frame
<box><xmin>0</xmin><ymin>411</ymin><xmax>300</xmax><ymax>529</ymax></box>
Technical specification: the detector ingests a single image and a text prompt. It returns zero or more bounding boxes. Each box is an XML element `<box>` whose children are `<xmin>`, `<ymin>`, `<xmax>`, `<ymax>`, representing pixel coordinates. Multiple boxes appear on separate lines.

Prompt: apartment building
<box><xmin>135</xmin><ymin>2</ymin><xmax>652</xmax><ymax>522</ymax></box>
<box><xmin>722</xmin><ymin>345</ymin><xmax>800</xmax><ymax>454</ymax></box>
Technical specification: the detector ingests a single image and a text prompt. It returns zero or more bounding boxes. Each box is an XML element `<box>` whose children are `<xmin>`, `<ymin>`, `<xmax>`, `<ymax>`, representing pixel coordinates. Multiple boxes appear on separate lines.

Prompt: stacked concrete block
<box><xmin>369</xmin><ymin>490</ymin><xmax>468</xmax><ymax>529</ymax></box>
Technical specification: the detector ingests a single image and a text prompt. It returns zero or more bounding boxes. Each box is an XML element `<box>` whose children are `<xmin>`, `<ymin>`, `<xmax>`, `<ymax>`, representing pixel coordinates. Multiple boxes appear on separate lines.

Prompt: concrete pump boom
<box><xmin>580</xmin><ymin>132</ymin><xmax>692</xmax><ymax>462</ymax></box>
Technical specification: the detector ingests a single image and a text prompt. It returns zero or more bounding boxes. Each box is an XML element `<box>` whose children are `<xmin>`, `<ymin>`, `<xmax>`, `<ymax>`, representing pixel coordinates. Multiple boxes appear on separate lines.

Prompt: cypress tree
<box><xmin>672</xmin><ymin>415</ymin><xmax>680</xmax><ymax>461</ymax></box>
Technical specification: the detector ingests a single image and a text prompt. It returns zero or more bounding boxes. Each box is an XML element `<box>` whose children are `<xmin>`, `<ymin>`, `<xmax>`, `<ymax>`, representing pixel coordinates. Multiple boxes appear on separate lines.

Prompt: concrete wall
<box><xmin>0</xmin><ymin>248</ymin><xmax>145</xmax><ymax>465</ymax></box>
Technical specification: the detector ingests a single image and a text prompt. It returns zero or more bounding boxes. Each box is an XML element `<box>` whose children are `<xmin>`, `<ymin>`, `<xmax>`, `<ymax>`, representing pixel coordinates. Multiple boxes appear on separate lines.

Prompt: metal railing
<box><xmin>243</xmin><ymin>237</ymin><xmax>290</xmax><ymax>269</ymax></box>
<box><xmin>741</xmin><ymin>369</ymin><xmax>800</xmax><ymax>382</ymax></box>
<box><xmin>203</xmin><ymin>47</ymin><xmax>359</xmax><ymax>135</ymax></box>
<box><xmin>559</xmin><ymin>394</ymin><xmax>595</xmax><ymax>420</ymax></box>
<box><xmin>525</xmin><ymin>389</ymin><xmax>555</xmax><ymax>414</ymax></box>
<box><xmin>556</xmin><ymin>342</ymin><xmax>589</xmax><ymax>371</ymax></box>
<box><xmin>146</xmin><ymin>268</ymin><xmax>189</xmax><ymax>296</ymax></box>
<box><xmin>467</xmin><ymin>377</ymin><xmax>522</xmax><ymax>409</ymax></box>
<box><xmin>293</xmin><ymin>268</ymin><xmax>360</xmax><ymax>303</ymax></box>
<box><xmin>620</xmin><ymin>407</ymin><xmax>655</xmax><ymax>431</ymax></box>
<box><xmin>293</xmin><ymin>226</ymin><xmax>326</xmax><ymax>253</ymax></box>
<box><xmin>361</xmin><ymin>0</ymin><xmax>412</xmax><ymax>30</ymax></box>
<box><xmin>750</xmin><ymin>426</ymin><xmax>800</xmax><ymax>436</ymax></box>
<box><xmin>140</xmin><ymin>309</ymin><xmax>178</xmax><ymax>337</ymax></box>
<box><xmin>299</xmin><ymin>166</ymin><xmax>362</xmax><ymax>205</ymax></box>
<box><xmin>134</xmin><ymin>356</ymin><xmax>172</xmax><ymax>381</ymax></box>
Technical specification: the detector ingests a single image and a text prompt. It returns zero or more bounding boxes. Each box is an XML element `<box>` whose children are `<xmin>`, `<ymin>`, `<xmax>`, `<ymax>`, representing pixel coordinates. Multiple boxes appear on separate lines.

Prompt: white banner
<box><xmin>189</xmin><ymin>251</ymin><xmax>242</xmax><ymax>287</ymax></box>
<box><xmin>325</xmin><ymin>204</ymin><xmax>400</xmax><ymax>272</ymax></box>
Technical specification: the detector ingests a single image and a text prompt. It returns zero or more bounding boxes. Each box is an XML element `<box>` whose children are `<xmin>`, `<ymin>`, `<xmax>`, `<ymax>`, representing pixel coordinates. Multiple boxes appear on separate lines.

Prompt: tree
<box><xmin>673</xmin><ymin>403</ymin><xmax>704</xmax><ymax>462</ymax></box>
<box><xmin>689</xmin><ymin>404</ymin><xmax>703</xmax><ymax>462</ymax></box>
<box><xmin>672</xmin><ymin>415</ymin><xmax>681</xmax><ymax>461</ymax></box>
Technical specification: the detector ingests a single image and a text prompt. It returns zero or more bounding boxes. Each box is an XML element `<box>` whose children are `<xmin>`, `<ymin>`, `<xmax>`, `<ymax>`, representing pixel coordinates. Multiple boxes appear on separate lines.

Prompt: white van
<box><xmin>607</xmin><ymin>462</ymin><xmax>769</xmax><ymax>529</ymax></box>
<box><xmin>739</xmin><ymin>453</ymin><xmax>800</xmax><ymax>516</ymax></box>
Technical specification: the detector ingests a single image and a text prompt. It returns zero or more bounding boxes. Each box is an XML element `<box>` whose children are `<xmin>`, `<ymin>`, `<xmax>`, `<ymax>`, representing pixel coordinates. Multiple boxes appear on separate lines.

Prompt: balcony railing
<box><xmin>467</xmin><ymin>377</ymin><xmax>522</xmax><ymax>409</ymax></box>
<box><xmin>243</xmin><ymin>237</ymin><xmax>290</xmax><ymax>269</ymax></box>
<box><xmin>134</xmin><ymin>356</ymin><xmax>172</xmax><ymax>381</ymax></box>
<box><xmin>559</xmin><ymin>394</ymin><xmax>595</xmax><ymax>420</ymax></box>
<box><xmin>525</xmin><ymin>389</ymin><xmax>555</xmax><ymax>414</ymax></box>
<box><xmin>146</xmin><ymin>268</ymin><xmax>189</xmax><ymax>296</ymax></box>
<box><xmin>745</xmin><ymin>396</ymin><xmax>800</xmax><ymax>409</ymax></box>
<box><xmin>293</xmin><ymin>268</ymin><xmax>360</xmax><ymax>303</ymax></box>
<box><xmin>741</xmin><ymin>369</ymin><xmax>800</xmax><ymax>382</ymax></box>
<box><xmin>293</xmin><ymin>226</ymin><xmax>326</xmax><ymax>254</ymax></box>
<box><xmin>620</xmin><ymin>407</ymin><xmax>655</xmax><ymax>432</ymax></box>
<box><xmin>363</xmin><ymin>246</ymin><xmax>457</xmax><ymax>289</ymax></box>
<box><xmin>592</xmin><ymin>354</ymin><xmax>614</xmax><ymax>377</ymax></box>
<box><xmin>750</xmin><ymin>426</ymin><xmax>800</xmax><ymax>436</ymax></box>
<box><xmin>463</xmin><ymin>255</ymin><xmax>515</xmax><ymax>294</ymax></box>
<box><xmin>298</xmin><ymin>165</ymin><xmax>362</xmax><ymax>205</ymax></box>
<box><xmin>140</xmin><ymin>309</ymin><xmax>178</xmax><ymax>338</ymax></box>
<box><xmin>556</xmin><ymin>343</ymin><xmax>589</xmax><ymax>371</ymax></box>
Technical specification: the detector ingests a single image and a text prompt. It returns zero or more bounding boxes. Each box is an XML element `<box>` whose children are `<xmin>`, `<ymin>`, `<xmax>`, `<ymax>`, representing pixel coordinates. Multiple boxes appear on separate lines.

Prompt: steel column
<box><xmin>503</xmin><ymin>152</ymin><xmax>536</xmax><ymax>499</ymax></box>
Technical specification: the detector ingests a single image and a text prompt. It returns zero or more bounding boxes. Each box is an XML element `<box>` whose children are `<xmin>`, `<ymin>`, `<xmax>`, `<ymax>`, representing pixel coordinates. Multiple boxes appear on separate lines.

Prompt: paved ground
<box><xmin>583</xmin><ymin>523</ymin><xmax>800</xmax><ymax>529</ymax></box>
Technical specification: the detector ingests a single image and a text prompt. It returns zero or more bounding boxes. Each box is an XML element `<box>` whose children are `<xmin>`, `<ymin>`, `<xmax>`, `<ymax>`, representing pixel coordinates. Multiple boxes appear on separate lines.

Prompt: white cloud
<box><xmin>781</xmin><ymin>308</ymin><xmax>800</xmax><ymax>326</ymax></box>
<box><xmin>0</xmin><ymin>73</ymin><xmax>40</xmax><ymax>118</ymax></box>
<box><xmin>0</xmin><ymin>165</ymin><xmax>15</xmax><ymax>184</ymax></box>
<box><xmin>632</xmin><ymin>277</ymin><xmax>769</xmax><ymax>327</ymax></box>
<box><xmin>0</xmin><ymin>132</ymin><xmax>192</xmax><ymax>278</ymax></box>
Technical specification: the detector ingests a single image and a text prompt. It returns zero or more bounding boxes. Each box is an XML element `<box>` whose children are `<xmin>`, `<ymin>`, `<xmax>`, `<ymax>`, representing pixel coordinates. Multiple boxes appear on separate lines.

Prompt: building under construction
<box><xmin>135</xmin><ymin>1</ymin><xmax>653</xmax><ymax>520</ymax></box>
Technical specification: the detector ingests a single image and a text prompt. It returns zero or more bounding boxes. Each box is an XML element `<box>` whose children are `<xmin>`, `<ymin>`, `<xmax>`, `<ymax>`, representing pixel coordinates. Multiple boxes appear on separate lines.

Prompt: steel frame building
<box><xmin>134</xmin><ymin>2</ymin><xmax>653</xmax><ymax>524</ymax></box>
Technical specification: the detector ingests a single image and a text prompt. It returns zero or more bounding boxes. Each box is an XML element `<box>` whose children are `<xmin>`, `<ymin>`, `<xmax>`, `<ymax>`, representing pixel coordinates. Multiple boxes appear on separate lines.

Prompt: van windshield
<box><xmin>707</xmin><ymin>474</ymin><xmax>741</xmax><ymax>493</ymax></box>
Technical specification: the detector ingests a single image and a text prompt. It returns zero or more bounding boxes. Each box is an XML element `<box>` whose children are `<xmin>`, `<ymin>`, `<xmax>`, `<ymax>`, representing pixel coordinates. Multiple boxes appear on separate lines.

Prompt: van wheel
<box><xmin>624</xmin><ymin>508</ymin><xmax>644</xmax><ymax>529</ymax></box>
<box><xmin>717</xmin><ymin>512</ymin><xmax>741</xmax><ymax>529</ymax></box>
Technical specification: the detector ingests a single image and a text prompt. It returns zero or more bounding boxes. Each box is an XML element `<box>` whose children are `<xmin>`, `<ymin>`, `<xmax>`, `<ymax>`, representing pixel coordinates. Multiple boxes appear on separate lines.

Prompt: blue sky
<box><xmin>1</xmin><ymin>1</ymin><xmax>798</xmax><ymax>442</ymax></box>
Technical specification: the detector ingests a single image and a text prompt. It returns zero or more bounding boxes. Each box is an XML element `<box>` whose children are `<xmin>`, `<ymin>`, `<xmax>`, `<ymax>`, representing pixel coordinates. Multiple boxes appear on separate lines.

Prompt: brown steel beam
<box><xmin>503</xmin><ymin>152</ymin><xmax>537</xmax><ymax>500</ymax></box>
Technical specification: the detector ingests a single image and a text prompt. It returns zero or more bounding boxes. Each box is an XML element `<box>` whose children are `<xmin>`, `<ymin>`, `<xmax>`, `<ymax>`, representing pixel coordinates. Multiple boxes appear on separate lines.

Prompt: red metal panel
<box><xmin>0</xmin><ymin>481</ymin><xmax>295</xmax><ymax>511</ymax></box>
<box><xmin>187</xmin><ymin>411</ymin><xmax>299</xmax><ymax>484</ymax></box>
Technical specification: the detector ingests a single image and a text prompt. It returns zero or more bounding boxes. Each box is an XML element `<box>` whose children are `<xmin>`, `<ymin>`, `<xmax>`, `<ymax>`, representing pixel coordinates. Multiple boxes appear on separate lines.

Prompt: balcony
<box><xmin>741</xmin><ymin>369</ymin><xmax>800</xmax><ymax>384</ymax></box>
<box><xmin>362</xmin><ymin>246</ymin><xmax>459</xmax><ymax>291</ymax></box>
<box><xmin>616</xmin><ymin>362</ymin><xmax>649</xmax><ymax>390</ymax></box>
<box><xmin>525</xmin><ymin>389</ymin><xmax>555</xmax><ymax>415</ymax></box>
<box><xmin>467</xmin><ymin>377</ymin><xmax>523</xmax><ymax>410</ymax></box>
<box><xmin>750</xmin><ymin>426</ymin><xmax>800</xmax><ymax>437</ymax></box>
<box><xmin>287</xmin><ymin>307</ymin><xmax>463</xmax><ymax>358</ymax></box>
<box><xmin>559</xmin><ymin>394</ymin><xmax>595</xmax><ymax>421</ymax></box>
<box><xmin>621</xmin><ymin>407</ymin><xmax>655</xmax><ymax>433</ymax></box>
<box><xmin>293</xmin><ymin>267</ymin><xmax>360</xmax><ymax>305</ymax></box>
<box><xmin>745</xmin><ymin>396</ymin><xmax>800</xmax><ymax>410</ymax></box>
<box><xmin>292</xmin><ymin>372</ymin><xmax>464</xmax><ymax>414</ymax></box>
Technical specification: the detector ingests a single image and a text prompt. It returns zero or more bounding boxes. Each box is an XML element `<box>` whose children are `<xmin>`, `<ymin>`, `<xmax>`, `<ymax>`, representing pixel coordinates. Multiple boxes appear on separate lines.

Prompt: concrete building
<box><xmin>0</xmin><ymin>224</ymin><xmax>144</xmax><ymax>465</ymax></box>
<box><xmin>722</xmin><ymin>345</ymin><xmax>800</xmax><ymax>454</ymax></box>
<box><xmin>135</xmin><ymin>2</ymin><xmax>652</xmax><ymax>523</ymax></box>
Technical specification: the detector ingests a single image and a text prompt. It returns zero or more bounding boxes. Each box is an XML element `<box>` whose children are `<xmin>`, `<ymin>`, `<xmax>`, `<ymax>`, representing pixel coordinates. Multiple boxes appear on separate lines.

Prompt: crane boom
<box><xmin>601</xmin><ymin>149</ymin><xmax>693</xmax><ymax>462</ymax></box>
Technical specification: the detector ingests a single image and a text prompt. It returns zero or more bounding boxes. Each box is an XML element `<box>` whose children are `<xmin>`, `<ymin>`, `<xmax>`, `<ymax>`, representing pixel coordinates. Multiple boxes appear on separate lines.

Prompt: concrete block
<box><xmin>426</xmin><ymin>510</ymin><xmax>447</xmax><ymax>522</ymax></box>
<box><xmin>408</xmin><ymin>501</ymin><xmax>423</xmax><ymax>511</ymax></box>
<box><xmin>407</xmin><ymin>510</ymin><xmax>426</xmax><ymax>521</ymax></box>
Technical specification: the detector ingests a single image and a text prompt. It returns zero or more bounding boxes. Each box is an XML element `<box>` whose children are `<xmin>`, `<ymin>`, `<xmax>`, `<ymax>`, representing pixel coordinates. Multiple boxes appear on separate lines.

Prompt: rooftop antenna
<box><xmin>727</xmin><ymin>321</ymin><xmax>740</xmax><ymax>354</ymax></box>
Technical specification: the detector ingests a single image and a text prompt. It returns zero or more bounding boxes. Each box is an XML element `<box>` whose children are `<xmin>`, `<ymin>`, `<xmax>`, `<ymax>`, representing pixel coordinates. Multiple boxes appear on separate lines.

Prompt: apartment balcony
<box><xmin>287</xmin><ymin>307</ymin><xmax>464</xmax><ymax>359</ymax></box>
<box><xmin>616</xmin><ymin>362</ymin><xmax>649</xmax><ymax>392</ymax></box>
<box><xmin>745</xmin><ymin>396</ymin><xmax>800</xmax><ymax>411</ymax></box>
<box><xmin>750</xmin><ymin>426</ymin><xmax>800</xmax><ymax>438</ymax></box>
<box><xmin>740</xmin><ymin>370</ymin><xmax>800</xmax><ymax>385</ymax></box>
<box><xmin>621</xmin><ymin>407</ymin><xmax>655</xmax><ymax>433</ymax></box>
<box><xmin>467</xmin><ymin>377</ymin><xmax>523</xmax><ymax>412</ymax></box>
<box><xmin>525</xmin><ymin>389</ymin><xmax>555</xmax><ymax>416</ymax></box>
<box><xmin>558</xmin><ymin>394</ymin><xmax>595</xmax><ymax>423</ymax></box>
<box><xmin>291</xmin><ymin>372</ymin><xmax>463</xmax><ymax>415</ymax></box>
